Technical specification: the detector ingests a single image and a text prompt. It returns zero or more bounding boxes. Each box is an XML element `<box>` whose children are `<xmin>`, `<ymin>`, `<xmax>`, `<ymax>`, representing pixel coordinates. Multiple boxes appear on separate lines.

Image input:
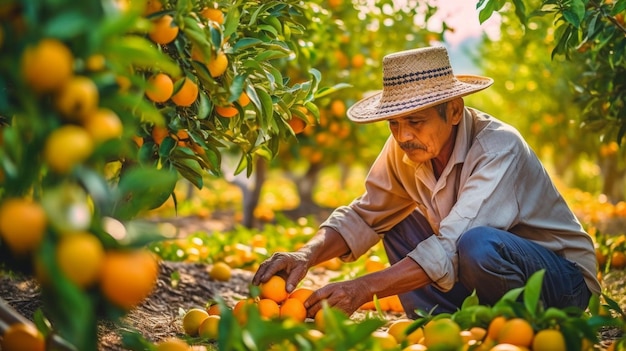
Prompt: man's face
<box><xmin>388</xmin><ymin>105</ymin><xmax>458</xmax><ymax>164</ymax></box>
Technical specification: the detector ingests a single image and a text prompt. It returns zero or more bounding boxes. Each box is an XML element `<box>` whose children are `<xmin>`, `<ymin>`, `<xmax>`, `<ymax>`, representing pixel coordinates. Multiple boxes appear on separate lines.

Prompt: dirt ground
<box><xmin>0</xmin><ymin>214</ymin><xmax>625</xmax><ymax>350</ymax></box>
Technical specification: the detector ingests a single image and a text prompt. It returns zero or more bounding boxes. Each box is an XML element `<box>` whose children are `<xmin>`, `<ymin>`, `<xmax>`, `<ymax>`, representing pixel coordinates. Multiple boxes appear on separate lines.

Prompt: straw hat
<box><xmin>346</xmin><ymin>46</ymin><xmax>493</xmax><ymax>123</ymax></box>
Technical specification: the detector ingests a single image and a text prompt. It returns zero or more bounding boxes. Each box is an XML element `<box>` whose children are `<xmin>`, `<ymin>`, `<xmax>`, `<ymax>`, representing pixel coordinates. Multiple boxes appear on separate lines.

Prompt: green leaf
<box><xmin>523</xmin><ymin>269</ymin><xmax>545</xmax><ymax>317</ymax></box>
<box><xmin>43</xmin><ymin>11</ymin><xmax>91</xmax><ymax>39</ymax></box>
<box><xmin>112</xmin><ymin>167</ymin><xmax>179</xmax><ymax>220</ymax></box>
<box><xmin>478</xmin><ymin>0</ymin><xmax>499</xmax><ymax>24</ymax></box>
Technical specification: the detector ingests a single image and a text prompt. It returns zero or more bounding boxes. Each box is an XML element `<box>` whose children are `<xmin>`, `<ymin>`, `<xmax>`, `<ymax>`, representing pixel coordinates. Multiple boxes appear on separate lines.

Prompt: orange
<box><xmin>287</xmin><ymin>117</ymin><xmax>306</xmax><ymax>134</ymax></box>
<box><xmin>100</xmin><ymin>249</ymin><xmax>159</xmax><ymax>310</ymax></box>
<box><xmin>611</xmin><ymin>251</ymin><xmax>626</xmax><ymax>269</ymax></box>
<box><xmin>402</xmin><ymin>345</ymin><xmax>427</xmax><ymax>351</ymax></box>
<box><xmin>351</xmin><ymin>53</ymin><xmax>365</xmax><ymax>68</ymax></box>
<box><xmin>155</xmin><ymin>337</ymin><xmax>190</xmax><ymax>351</ymax></box>
<box><xmin>198</xmin><ymin>315</ymin><xmax>220</xmax><ymax>340</ymax></box>
<box><xmin>238</xmin><ymin>91</ymin><xmax>251</xmax><ymax>107</ymax></box>
<box><xmin>233</xmin><ymin>298</ymin><xmax>254</xmax><ymax>325</ymax></box>
<box><xmin>21</xmin><ymin>38</ymin><xmax>74</xmax><ymax>93</ymax></box>
<box><xmin>1</xmin><ymin>323</ymin><xmax>45</xmax><ymax>351</ymax></box>
<box><xmin>488</xmin><ymin>344</ymin><xmax>526</xmax><ymax>351</ymax></box>
<box><xmin>329</xmin><ymin>99</ymin><xmax>346</xmax><ymax>117</ymax></box>
<box><xmin>487</xmin><ymin>315</ymin><xmax>508</xmax><ymax>341</ymax></box>
<box><xmin>200</xmin><ymin>7</ymin><xmax>225</xmax><ymax>24</ymax></box>
<box><xmin>171</xmin><ymin>77</ymin><xmax>198</xmax><ymax>107</ymax></box>
<box><xmin>55</xmin><ymin>76</ymin><xmax>99</xmax><ymax>120</ymax></box>
<box><xmin>0</xmin><ymin>198</ymin><xmax>47</xmax><ymax>255</ymax></box>
<box><xmin>56</xmin><ymin>232</ymin><xmax>105</xmax><ymax>288</ymax></box>
<box><xmin>207</xmin><ymin>51</ymin><xmax>228</xmax><ymax>77</ymax></box>
<box><xmin>532</xmin><ymin>328</ymin><xmax>566</xmax><ymax>351</ymax></box>
<box><xmin>209</xmin><ymin>261</ymin><xmax>232</xmax><ymax>281</ymax></box>
<box><xmin>257</xmin><ymin>298</ymin><xmax>280</xmax><ymax>319</ymax></box>
<box><xmin>151</xmin><ymin>125</ymin><xmax>169</xmax><ymax>145</ymax></box>
<box><xmin>288</xmin><ymin>287</ymin><xmax>314</xmax><ymax>304</ymax></box>
<box><xmin>371</xmin><ymin>330</ymin><xmax>398</xmax><ymax>350</ymax></box>
<box><xmin>387</xmin><ymin>318</ymin><xmax>423</xmax><ymax>344</ymax></box>
<box><xmin>364</xmin><ymin>255</ymin><xmax>386</xmax><ymax>273</ymax></box>
<box><xmin>143</xmin><ymin>0</ymin><xmax>163</xmax><ymax>16</ymax></box>
<box><xmin>387</xmin><ymin>295</ymin><xmax>404</xmax><ymax>313</ymax></box>
<box><xmin>83</xmin><ymin>108</ymin><xmax>123</xmax><ymax>143</ymax></box>
<box><xmin>215</xmin><ymin>105</ymin><xmax>238</xmax><ymax>118</ymax></box>
<box><xmin>422</xmin><ymin>318</ymin><xmax>462</xmax><ymax>349</ymax></box>
<box><xmin>145</xmin><ymin>73</ymin><xmax>174</xmax><ymax>103</ymax></box>
<box><xmin>182</xmin><ymin>308</ymin><xmax>209</xmax><ymax>336</ymax></box>
<box><xmin>314</xmin><ymin>309</ymin><xmax>326</xmax><ymax>332</ymax></box>
<box><xmin>148</xmin><ymin>15</ymin><xmax>179</xmax><ymax>45</ymax></box>
<box><xmin>206</xmin><ymin>302</ymin><xmax>221</xmax><ymax>316</ymax></box>
<box><xmin>44</xmin><ymin>125</ymin><xmax>94</xmax><ymax>174</ymax></box>
<box><xmin>259</xmin><ymin>275</ymin><xmax>289</xmax><ymax>303</ymax></box>
<box><xmin>85</xmin><ymin>54</ymin><xmax>106</xmax><ymax>71</ymax></box>
<box><xmin>497</xmin><ymin>318</ymin><xmax>534</xmax><ymax>347</ymax></box>
<box><xmin>279</xmin><ymin>298</ymin><xmax>307</xmax><ymax>322</ymax></box>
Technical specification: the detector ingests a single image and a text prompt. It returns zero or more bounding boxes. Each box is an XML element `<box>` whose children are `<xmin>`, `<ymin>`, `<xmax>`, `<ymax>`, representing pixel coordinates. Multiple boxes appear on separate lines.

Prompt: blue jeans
<box><xmin>382</xmin><ymin>211</ymin><xmax>591</xmax><ymax>318</ymax></box>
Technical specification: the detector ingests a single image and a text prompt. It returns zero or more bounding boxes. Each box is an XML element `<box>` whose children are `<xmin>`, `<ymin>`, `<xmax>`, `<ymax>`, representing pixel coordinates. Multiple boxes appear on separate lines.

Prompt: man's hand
<box><xmin>251</xmin><ymin>251</ymin><xmax>311</xmax><ymax>293</ymax></box>
<box><xmin>304</xmin><ymin>279</ymin><xmax>372</xmax><ymax>318</ymax></box>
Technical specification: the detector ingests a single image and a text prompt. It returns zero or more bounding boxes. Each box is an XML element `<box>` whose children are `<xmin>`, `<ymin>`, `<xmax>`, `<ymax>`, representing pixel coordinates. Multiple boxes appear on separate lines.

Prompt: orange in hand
<box><xmin>259</xmin><ymin>275</ymin><xmax>289</xmax><ymax>303</ymax></box>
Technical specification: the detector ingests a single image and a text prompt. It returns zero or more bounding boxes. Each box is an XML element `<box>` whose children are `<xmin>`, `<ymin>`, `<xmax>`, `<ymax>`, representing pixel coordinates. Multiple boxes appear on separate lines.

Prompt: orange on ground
<box><xmin>155</xmin><ymin>337</ymin><xmax>190</xmax><ymax>351</ymax></box>
<box><xmin>1</xmin><ymin>323</ymin><xmax>45</xmax><ymax>351</ymax></box>
<box><xmin>21</xmin><ymin>38</ymin><xmax>74</xmax><ymax>93</ymax></box>
<box><xmin>313</xmin><ymin>309</ymin><xmax>325</xmax><ymax>331</ymax></box>
<box><xmin>422</xmin><ymin>318</ymin><xmax>462</xmax><ymax>349</ymax></box>
<box><xmin>44</xmin><ymin>125</ymin><xmax>94</xmax><ymax>174</ymax></box>
<box><xmin>487</xmin><ymin>315</ymin><xmax>508</xmax><ymax>341</ymax></box>
<box><xmin>209</xmin><ymin>261</ymin><xmax>232</xmax><ymax>281</ymax></box>
<box><xmin>402</xmin><ymin>344</ymin><xmax>427</xmax><ymax>351</ymax></box>
<box><xmin>200</xmin><ymin>7</ymin><xmax>224</xmax><ymax>24</ymax></box>
<box><xmin>198</xmin><ymin>315</ymin><xmax>220</xmax><ymax>340</ymax></box>
<box><xmin>488</xmin><ymin>344</ymin><xmax>526</xmax><ymax>351</ymax></box>
<box><xmin>206</xmin><ymin>302</ymin><xmax>221</xmax><ymax>316</ymax></box>
<box><xmin>365</xmin><ymin>255</ymin><xmax>387</xmax><ymax>273</ymax></box>
<box><xmin>497</xmin><ymin>318</ymin><xmax>534</xmax><ymax>347</ymax></box>
<box><xmin>288</xmin><ymin>287</ymin><xmax>314</xmax><ymax>304</ymax></box>
<box><xmin>279</xmin><ymin>298</ymin><xmax>307</xmax><ymax>322</ymax></box>
<box><xmin>83</xmin><ymin>108</ymin><xmax>123</xmax><ymax>143</ymax></box>
<box><xmin>287</xmin><ymin>117</ymin><xmax>306</xmax><ymax>134</ymax></box>
<box><xmin>182</xmin><ymin>308</ymin><xmax>209</xmax><ymax>336</ymax></box>
<box><xmin>146</xmin><ymin>73</ymin><xmax>174</xmax><ymax>103</ymax></box>
<box><xmin>371</xmin><ymin>331</ymin><xmax>397</xmax><ymax>350</ymax></box>
<box><xmin>215</xmin><ymin>105</ymin><xmax>238</xmax><ymax>118</ymax></box>
<box><xmin>100</xmin><ymin>249</ymin><xmax>159</xmax><ymax>310</ymax></box>
<box><xmin>56</xmin><ymin>232</ymin><xmax>105</xmax><ymax>288</ymax></box>
<box><xmin>0</xmin><ymin>198</ymin><xmax>47</xmax><ymax>255</ymax></box>
<box><xmin>257</xmin><ymin>298</ymin><xmax>280</xmax><ymax>319</ymax></box>
<box><xmin>259</xmin><ymin>275</ymin><xmax>289</xmax><ymax>303</ymax></box>
<box><xmin>387</xmin><ymin>318</ymin><xmax>423</xmax><ymax>344</ymax></box>
<box><xmin>207</xmin><ymin>51</ymin><xmax>228</xmax><ymax>77</ymax></box>
<box><xmin>532</xmin><ymin>328</ymin><xmax>566</xmax><ymax>351</ymax></box>
<box><xmin>233</xmin><ymin>298</ymin><xmax>254</xmax><ymax>325</ymax></box>
<box><xmin>171</xmin><ymin>77</ymin><xmax>198</xmax><ymax>107</ymax></box>
<box><xmin>148</xmin><ymin>15</ymin><xmax>179</xmax><ymax>45</ymax></box>
<box><xmin>55</xmin><ymin>76</ymin><xmax>99</xmax><ymax>120</ymax></box>
<box><xmin>611</xmin><ymin>251</ymin><xmax>626</xmax><ymax>269</ymax></box>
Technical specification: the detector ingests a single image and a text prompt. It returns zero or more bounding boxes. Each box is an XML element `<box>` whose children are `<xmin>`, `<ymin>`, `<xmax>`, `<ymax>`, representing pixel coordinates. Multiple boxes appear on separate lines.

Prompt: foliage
<box><xmin>478</xmin><ymin>0</ymin><xmax>626</xmax><ymax>145</ymax></box>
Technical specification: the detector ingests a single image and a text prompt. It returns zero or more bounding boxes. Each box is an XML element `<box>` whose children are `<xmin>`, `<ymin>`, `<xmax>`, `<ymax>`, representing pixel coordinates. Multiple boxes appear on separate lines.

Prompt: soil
<box><xmin>0</xmin><ymin>213</ymin><xmax>625</xmax><ymax>350</ymax></box>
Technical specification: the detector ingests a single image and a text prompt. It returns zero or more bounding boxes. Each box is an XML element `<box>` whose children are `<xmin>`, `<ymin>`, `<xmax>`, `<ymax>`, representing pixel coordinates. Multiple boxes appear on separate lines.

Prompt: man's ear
<box><xmin>449</xmin><ymin>98</ymin><xmax>464</xmax><ymax>125</ymax></box>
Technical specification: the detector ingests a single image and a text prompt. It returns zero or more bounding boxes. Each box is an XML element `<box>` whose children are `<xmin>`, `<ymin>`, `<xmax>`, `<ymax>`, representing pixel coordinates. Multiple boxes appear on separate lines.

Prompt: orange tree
<box><xmin>0</xmin><ymin>0</ymin><xmax>339</xmax><ymax>349</ymax></box>
<box><xmin>239</xmin><ymin>0</ymin><xmax>451</xmax><ymax>223</ymax></box>
<box><xmin>477</xmin><ymin>0</ymin><xmax>626</xmax><ymax>200</ymax></box>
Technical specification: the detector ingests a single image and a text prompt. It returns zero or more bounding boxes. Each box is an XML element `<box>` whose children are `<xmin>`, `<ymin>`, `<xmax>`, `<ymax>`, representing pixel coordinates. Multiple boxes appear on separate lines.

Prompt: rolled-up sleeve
<box><xmin>320</xmin><ymin>206</ymin><xmax>382</xmax><ymax>261</ymax></box>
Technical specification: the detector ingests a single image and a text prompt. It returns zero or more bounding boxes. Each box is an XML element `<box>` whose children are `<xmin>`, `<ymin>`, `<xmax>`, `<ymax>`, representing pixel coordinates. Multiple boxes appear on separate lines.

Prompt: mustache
<box><xmin>399</xmin><ymin>142</ymin><xmax>427</xmax><ymax>151</ymax></box>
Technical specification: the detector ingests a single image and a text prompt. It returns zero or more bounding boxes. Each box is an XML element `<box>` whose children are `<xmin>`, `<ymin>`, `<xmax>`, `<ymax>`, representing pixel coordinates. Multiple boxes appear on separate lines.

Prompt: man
<box><xmin>252</xmin><ymin>46</ymin><xmax>601</xmax><ymax>319</ymax></box>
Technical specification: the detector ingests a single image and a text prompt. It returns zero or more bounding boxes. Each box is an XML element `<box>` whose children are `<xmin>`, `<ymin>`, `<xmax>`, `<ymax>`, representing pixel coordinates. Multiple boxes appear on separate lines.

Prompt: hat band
<box><xmin>383</xmin><ymin>66</ymin><xmax>453</xmax><ymax>88</ymax></box>
<box><xmin>377</xmin><ymin>83</ymin><xmax>476</xmax><ymax>115</ymax></box>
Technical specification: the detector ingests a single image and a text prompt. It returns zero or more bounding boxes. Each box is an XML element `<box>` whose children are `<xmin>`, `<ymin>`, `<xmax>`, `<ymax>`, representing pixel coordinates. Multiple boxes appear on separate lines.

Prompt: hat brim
<box><xmin>346</xmin><ymin>75</ymin><xmax>494</xmax><ymax>124</ymax></box>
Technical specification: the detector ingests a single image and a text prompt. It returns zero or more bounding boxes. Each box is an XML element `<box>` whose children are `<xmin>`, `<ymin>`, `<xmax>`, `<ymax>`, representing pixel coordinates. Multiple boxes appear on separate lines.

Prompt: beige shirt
<box><xmin>321</xmin><ymin>107</ymin><xmax>601</xmax><ymax>295</ymax></box>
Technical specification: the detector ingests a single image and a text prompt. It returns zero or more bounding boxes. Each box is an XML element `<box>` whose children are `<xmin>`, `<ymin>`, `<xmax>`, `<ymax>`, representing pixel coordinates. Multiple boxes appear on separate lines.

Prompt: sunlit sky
<box><xmin>433</xmin><ymin>0</ymin><xmax>501</xmax><ymax>47</ymax></box>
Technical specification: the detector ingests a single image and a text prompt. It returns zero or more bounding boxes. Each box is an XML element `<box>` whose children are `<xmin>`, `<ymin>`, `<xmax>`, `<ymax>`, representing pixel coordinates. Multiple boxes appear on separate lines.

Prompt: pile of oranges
<box><xmin>233</xmin><ymin>276</ymin><xmax>311</xmax><ymax>324</ymax></box>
